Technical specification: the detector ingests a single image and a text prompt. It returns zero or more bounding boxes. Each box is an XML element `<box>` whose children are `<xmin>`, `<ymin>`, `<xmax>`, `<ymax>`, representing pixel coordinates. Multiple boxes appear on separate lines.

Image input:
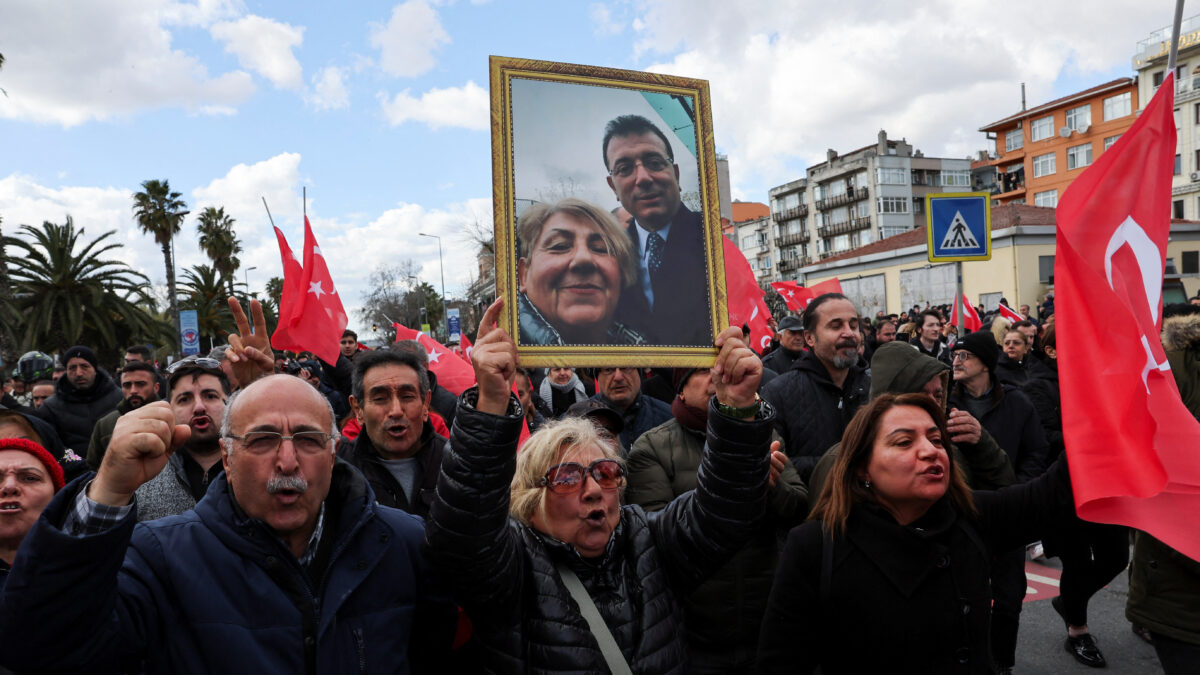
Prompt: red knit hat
<box><xmin>0</xmin><ymin>437</ymin><xmax>65</xmax><ymax>491</ymax></box>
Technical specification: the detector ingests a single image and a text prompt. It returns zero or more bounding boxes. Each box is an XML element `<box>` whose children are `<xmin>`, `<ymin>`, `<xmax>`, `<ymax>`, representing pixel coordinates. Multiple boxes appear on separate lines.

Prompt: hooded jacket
<box><xmin>0</xmin><ymin>461</ymin><xmax>456</xmax><ymax>674</ymax></box>
<box><xmin>761</xmin><ymin>350</ymin><xmax>870</xmax><ymax>481</ymax></box>
<box><xmin>1162</xmin><ymin>312</ymin><xmax>1200</xmax><ymax>417</ymax></box>
<box><xmin>425</xmin><ymin>388</ymin><xmax>773</xmax><ymax>674</ymax></box>
<box><xmin>806</xmin><ymin>342</ymin><xmax>1016</xmax><ymax>511</ymax></box>
<box><xmin>35</xmin><ymin>369</ymin><xmax>122</xmax><ymax>452</ymax></box>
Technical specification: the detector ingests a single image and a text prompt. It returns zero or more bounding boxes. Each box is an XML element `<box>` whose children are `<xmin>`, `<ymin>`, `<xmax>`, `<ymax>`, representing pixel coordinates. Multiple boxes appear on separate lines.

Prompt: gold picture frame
<box><xmin>490</xmin><ymin>55</ymin><xmax>728</xmax><ymax>367</ymax></box>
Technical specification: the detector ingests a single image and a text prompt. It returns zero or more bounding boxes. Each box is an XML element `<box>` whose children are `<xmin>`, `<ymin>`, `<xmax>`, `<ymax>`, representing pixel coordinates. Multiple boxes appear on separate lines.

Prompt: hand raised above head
<box><xmin>225</xmin><ymin>297</ymin><xmax>275</xmax><ymax>388</ymax></box>
<box><xmin>89</xmin><ymin>402</ymin><xmax>190</xmax><ymax>507</ymax></box>
<box><xmin>473</xmin><ymin>297</ymin><xmax>517</xmax><ymax>416</ymax></box>
<box><xmin>712</xmin><ymin>325</ymin><xmax>762</xmax><ymax>409</ymax></box>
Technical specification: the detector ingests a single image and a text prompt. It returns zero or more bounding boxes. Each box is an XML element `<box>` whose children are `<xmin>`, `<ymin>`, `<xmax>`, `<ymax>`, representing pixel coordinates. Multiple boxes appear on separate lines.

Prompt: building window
<box><xmin>877</xmin><ymin>196</ymin><xmax>910</xmax><ymax>214</ymax></box>
<box><xmin>1153</xmin><ymin>71</ymin><xmax>1165</xmax><ymax>88</ymax></box>
<box><xmin>1176</xmin><ymin>154</ymin><xmax>1183</xmax><ymax>175</ymax></box>
<box><xmin>1102</xmin><ymin>92</ymin><xmax>1132</xmax><ymax>121</ymax></box>
<box><xmin>1005</xmin><ymin>129</ymin><xmax>1023</xmax><ymax>152</ymax></box>
<box><xmin>741</xmin><ymin>235</ymin><xmax>757</xmax><ymax>249</ymax></box>
<box><xmin>813</xmin><ymin>184</ymin><xmax>827</xmax><ymax>201</ymax></box>
<box><xmin>832</xmin><ymin>234</ymin><xmax>850</xmax><ymax>252</ymax></box>
<box><xmin>941</xmin><ymin>170</ymin><xmax>971</xmax><ymax>187</ymax></box>
<box><xmin>1034</xmin><ymin>189</ymin><xmax>1058</xmax><ymax>207</ymax></box>
<box><xmin>1031</xmin><ymin>116</ymin><xmax>1054</xmax><ymax>141</ymax></box>
<box><xmin>1104</xmin><ymin>135</ymin><xmax>1121</xmax><ymax>150</ymax></box>
<box><xmin>912</xmin><ymin>197</ymin><xmax>923</xmax><ymax>214</ymax></box>
<box><xmin>761</xmin><ymin>257</ymin><xmax>772</xmax><ymax>269</ymax></box>
<box><xmin>1174</xmin><ymin>200</ymin><xmax>1185</xmax><ymax>219</ymax></box>
<box><xmin>1039</xmin><ymin>255</ymin><xmax>1055</xmax><ymax>283</ymax></box>
<box><xmin>1065</xmin><ymin>104</ymin><xmax>1092</xmax><ymax>131</ymax></box>
<box><xmin>856</xmin><ymin>201</ymin><xmax>869</xmax><ymax>217</ymax></box>
<box><xmin>1066</xmin><ymin>143</ymin><xmax>1093</xmax><ymax>170</ymax></box>
<box><xmin>1033</xmin><ymin>152</ymin><xmax>1056</xmax><ymax>178</ymax></box>
<box><xmin>875</xmin><ymin>167</ymin><xmax>908</xmax><ymax>184</ymax></box>
<box><xmin>1183</xmin><ymin>251</ymin><xmax>1199</xmax><ymax>274</ymax></box>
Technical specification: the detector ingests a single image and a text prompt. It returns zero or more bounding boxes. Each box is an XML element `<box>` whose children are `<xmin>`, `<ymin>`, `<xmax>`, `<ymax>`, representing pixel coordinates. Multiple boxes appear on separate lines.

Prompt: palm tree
<box><xmin>0</xmin><ymin>214</ymin><xmax>19</xmax><ymax>365</ymax></box>
<box><xmin>132</xmin><ymin>179</ymin><xmax>188</xmax><ymax>335</ymax></box>
<box><xmin>179</xmin><ymin>263</ymin><xmax>234</xmax><ymax>348</ymax></box>
<box><xmin>4</xmin><ymin>216</ymin><xmax>169</xmax><ymax>355</ymax></box>
<box><xmin>196</xmin><ymin>206</ymin><xmax>243</xmax><ymax>295</ymax></box>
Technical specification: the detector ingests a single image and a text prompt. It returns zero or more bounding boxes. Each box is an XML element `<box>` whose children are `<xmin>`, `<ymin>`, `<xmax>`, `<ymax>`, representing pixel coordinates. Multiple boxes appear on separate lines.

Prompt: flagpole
<box><xmin>1168</xmin><ymin>0</ymin><xmax>1185</xmax><ymax>74</ymax></box>
<box><xmin>262</xmin><ymin>197</ymin><xmax>276</xmax><ymax>228</ymax></box>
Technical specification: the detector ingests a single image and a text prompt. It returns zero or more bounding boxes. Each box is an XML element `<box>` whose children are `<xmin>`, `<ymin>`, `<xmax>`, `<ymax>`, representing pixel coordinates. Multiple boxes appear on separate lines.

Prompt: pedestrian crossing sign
<box><xmin>926</xmin><ymin>192</ymin><xmax>991</xmax><ymax>262</ymax></box>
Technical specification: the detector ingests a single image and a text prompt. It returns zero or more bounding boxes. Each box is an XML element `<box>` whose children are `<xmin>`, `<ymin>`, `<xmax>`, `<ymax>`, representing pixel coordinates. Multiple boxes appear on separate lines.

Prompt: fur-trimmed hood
<box><xmin>1162</xmin><ymin>313</ymin><xmax>1200</xmax><ymax>352</ymax></box>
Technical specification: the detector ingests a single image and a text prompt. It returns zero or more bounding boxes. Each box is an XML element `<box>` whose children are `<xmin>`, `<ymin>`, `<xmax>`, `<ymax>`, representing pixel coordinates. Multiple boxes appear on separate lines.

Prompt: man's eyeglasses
<box><xmin>227</xmin><ymin>431</ymin><xmax>333</xmax><ymax>455</ymax></box>
<box><xmin>597</xmin><ymin>366</ymin><xmax>638</xmax><ymax>376</ymax></box>
<box><xmin>167</xmin><ymin>357</ymin><xmax>221</xmax><ymax>374</ymax></box>
<box><xmin>608</xmin><ymin>154</ymin><xmax>672</xmax><ymax>178</ymax></box>
<box><xmin>952</xmin><ymin>351</ymin><xmax>974</xmax><ymax>362</ymax></box>
<box><xmin>537</xmin><ymin>459</ymin><xmax>625</xmax><ymax>494</ymax></box>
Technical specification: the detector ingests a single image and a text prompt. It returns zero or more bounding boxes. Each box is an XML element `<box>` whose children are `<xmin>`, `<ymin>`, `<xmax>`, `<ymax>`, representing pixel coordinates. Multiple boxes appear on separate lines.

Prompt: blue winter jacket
<box><xmin>0</xmin><ymin>460</ymin><xmax>455</xmax><ymax>674</ymax></box>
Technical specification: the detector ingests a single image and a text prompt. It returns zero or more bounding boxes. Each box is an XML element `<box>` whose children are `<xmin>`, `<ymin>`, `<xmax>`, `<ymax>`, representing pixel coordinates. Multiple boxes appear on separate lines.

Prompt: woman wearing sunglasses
<box><xmin>426</xmin><ymin>299</ymin><xmax>775</xmax><ymax>674</ymax></box>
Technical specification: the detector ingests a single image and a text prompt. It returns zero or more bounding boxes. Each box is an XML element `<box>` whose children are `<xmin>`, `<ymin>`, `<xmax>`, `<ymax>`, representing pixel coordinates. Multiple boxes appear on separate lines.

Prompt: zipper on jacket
<box><xmin>353</xmin><ymin>627</ymin><xmax>366</xmax><ymax>672</ymax></box>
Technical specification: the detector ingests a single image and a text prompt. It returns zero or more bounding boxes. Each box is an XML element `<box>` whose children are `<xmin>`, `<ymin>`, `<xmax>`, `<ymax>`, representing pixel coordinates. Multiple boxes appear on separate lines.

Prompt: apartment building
<box><xmin>975</xmin><ymin>79</ymin><xmax>1139</xmax><ymax>208</ymax></box>
<box><xmin>767</xmin><ymin>130</ymin><xmax>971</xmax><ymax>276</ymax></box>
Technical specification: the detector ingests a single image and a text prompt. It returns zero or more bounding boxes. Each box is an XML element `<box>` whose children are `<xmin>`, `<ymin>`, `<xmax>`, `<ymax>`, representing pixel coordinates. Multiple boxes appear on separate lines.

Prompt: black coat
<box><xmin>759</xmin><ymin>459</ymin><xmax>1073</xmax><ymax>674</ymax></box>
<box><xmin>761</xmin><ymin>350</ymin><xmax>870</xmax><ymax>481</ymax></box>
<box><xmin>425</xmin><ymin>388</ymin><xmax>773</xmax><ymax>675</ymax></box>
<box><xmin>760</xmin><ymin>346</ymin><xmax>803</xmax><ymax>374</ymax></box>
<box><xmin>949</xmin><ymin>381</ymin><xmax>1048</xmax><ymax>483</ymax></box>
<box><xmin>337</xmin><ymin>420</ymin><xmax>446</xmax><ymax>518</ymax></box>
<box><xmin>426</xmin><ymin>370</ymin><xmax>457</xmax><ymax>429</ymax></box>
<box><xmin>35</xmin><ymin>370</ymin><xmax>121</xmax><ymax>453</ymax></box>
<box><xmin>994</xmin><ymin>354</ymin><xmax>1051</xmax><ymax>392</ymax></box>
<box><xmin>614</xmin><ymin>205</ymin><xmax>713</xmax><ymax>346</ymax></box>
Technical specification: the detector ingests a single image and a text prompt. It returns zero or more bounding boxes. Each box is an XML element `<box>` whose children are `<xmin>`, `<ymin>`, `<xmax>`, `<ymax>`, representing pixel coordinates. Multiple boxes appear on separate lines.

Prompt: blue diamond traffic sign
<box><xmin>925</xmin><ymin>192</ymin><xmax>991</xmax><ymax>262</ymax></box>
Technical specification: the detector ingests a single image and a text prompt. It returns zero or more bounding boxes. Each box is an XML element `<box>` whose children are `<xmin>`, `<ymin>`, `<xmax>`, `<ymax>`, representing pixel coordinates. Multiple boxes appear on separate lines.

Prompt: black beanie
<box><xmin>62</xmin><ymin>345</ymin><xmax>98</xmax><ymax>369</ymax></box>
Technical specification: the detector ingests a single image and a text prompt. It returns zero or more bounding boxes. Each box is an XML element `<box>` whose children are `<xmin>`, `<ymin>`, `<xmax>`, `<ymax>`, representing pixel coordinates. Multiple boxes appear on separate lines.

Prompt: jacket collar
<box><xmin>847</xmin><ymin>498</ymin><xmax>958</xmax><ymax>597</ymax></box>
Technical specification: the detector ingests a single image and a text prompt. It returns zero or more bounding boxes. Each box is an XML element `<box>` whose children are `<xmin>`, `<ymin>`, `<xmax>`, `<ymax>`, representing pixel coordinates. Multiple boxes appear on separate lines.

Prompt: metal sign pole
<box><xmin>956</xmin><ymin>261</ymin><xmax>964</xmax><ymax>338</ymax></box>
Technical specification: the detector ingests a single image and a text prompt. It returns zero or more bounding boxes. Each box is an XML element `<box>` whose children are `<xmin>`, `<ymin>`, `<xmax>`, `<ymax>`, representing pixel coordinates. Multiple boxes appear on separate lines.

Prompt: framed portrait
<box><xmin>490</xmin><ymin>55</ymin><xmax>728</xmax><ymax>367</ymax></box>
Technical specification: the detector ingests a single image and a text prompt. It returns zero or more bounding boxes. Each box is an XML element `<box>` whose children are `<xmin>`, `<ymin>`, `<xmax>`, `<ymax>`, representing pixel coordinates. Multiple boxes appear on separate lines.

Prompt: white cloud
<box><xmin>0</xmin><ymin>0</ymin><xmax>257</xmax><ymax>126</ymax></box>
<box><xmin>369</xmin><ymin>0</ymin><xmax>450</xmax><ymax>78</ymax></box>
<box><xmin>629</xmin><ymin>0</ymin><xmax>1161</xmax><ymax>199</ymax></box>
<box><xmin>192</xmin><ymin>153</ymin><xmax>305</xmax><ymax>232</ymax></box>
<box><xmin>305</xmin><ymin>66</ymin><xmax>350</xmax><ymax>111</ymax></box>
<box><xmin>160</xmin><ymin>0</ymin><xmax>245</xmax><ymax>27</ymax></box>
<box><xmin>589</xmin><ymin>3</ymin><xmax>623</xmax><ymax>36</ymax></box>
<box><xmin>210</xmin><ymin>15</ymin><xmax>305</xmax><ymax>90</ymax></box>
<box><xmin>378</xmin><ymin>81</ymin><xmax>488</xmax><ymax>130</ymax></box>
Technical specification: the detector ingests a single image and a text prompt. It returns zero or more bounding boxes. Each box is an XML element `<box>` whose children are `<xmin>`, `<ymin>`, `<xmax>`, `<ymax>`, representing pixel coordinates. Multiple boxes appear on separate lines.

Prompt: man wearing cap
<box><xmin>762</xmin><ymin>315</ymin><xmax>806</xmax><ymax>374</ymax></box>
<box><xmin>0</xmin><ymin>438</ymin><xmax>65</xmax><ymax>585</ymax></box>
<box><xmin>563</xmin><ymin>397</ymin><xmax>625</xmax><ymax>438</ymax></box>
<box><xmin>133</xmin><ymin>358</ymin><xmax>232</xmax><ymax>521</ymax></box>
<box><xmin>86</xmin><ymin>362</ymin><xmax>162</xmax><ymax>470</ymax></box>
<box><xmin>626</xmin><ymin>366</ymin><xmax>805</xmax><ymax>672</ymax></box>
<box><xmin>35</xmin><ymin>345</ymin><xmax>122</xmax><ymax>453</ymax></box>
<box><xmin>590</xmin><ymin>366</ymin><xmax>671</xmax><ymax>454</ymax></box>
<box><xmin>949</xmin><ymin>330</ymin><xmax>1049</xmax><ymax>675</ymax></box>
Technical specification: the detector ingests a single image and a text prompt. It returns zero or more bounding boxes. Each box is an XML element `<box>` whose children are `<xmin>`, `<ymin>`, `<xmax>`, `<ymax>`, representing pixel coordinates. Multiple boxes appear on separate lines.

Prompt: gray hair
<box><xmin>219</xmin><ymin>377</ymin><xmax>340</xmax><ymax>456</ymax></box>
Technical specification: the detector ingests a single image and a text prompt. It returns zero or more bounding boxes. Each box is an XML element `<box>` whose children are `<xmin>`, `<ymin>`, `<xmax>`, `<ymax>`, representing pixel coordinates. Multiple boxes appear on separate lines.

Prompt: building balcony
<box><xmin>778</xmin><ymin>257</ymin><xmax>812</xmax><ymax>273</ymax></box>
<box><xmin>817</xmin><ymin>216</ymin><xmax>872</xmax><ymax>239</ymax></box>
<box><xmin>771</xmin><ymin>204</ymin><xmax>809</xmax><ymax>222</ymax></box>
<box><xmin>815</xmin><ymin>187</ymin><xmax>869</xmax><ymax>211</ymax></box>
<box><xmin>775</xmin><ymin>231</ymin><xmax>810</xmax><ymax>248</ymax></box>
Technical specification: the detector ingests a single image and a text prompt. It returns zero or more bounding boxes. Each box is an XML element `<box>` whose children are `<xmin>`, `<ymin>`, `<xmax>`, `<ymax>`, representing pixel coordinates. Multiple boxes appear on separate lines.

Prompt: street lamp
<box><xmin>407</xmin><ymin>274</ymin><xmax>426</xmax><ymax>329</ymax></box>
<box><xmin>244</xmin><ymin>266</ymin><xmax>257</xmax><ymax>299</ymax></box>
<box><xmin>418</xmin><ymin>232</ymin><xmax>448</xmax><ymax>340</ymax></box>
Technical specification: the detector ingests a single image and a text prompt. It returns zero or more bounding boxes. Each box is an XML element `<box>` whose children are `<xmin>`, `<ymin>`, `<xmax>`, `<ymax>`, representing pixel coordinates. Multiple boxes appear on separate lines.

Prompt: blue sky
<box><xmin>0</xmin><ymin>0</ymin><xmax>1173</xmax><ymax>336</ymax></box>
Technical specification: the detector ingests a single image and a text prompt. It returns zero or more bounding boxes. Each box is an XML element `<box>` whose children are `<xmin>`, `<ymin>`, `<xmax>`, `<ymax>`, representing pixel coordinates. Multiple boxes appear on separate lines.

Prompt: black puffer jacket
<box><xmin>337</xmin><ymin>420</ymin><xmax>446</xmax><ymax>518</ymax></box>
<box><xmin>426</xmin><ymin>388</ymin><xmax>773</xmax><ymax>675</ymax></box>
<box><xmin>761</xmin><ymin>350</ymin><xmax>869</xmax><ymax>481</ymax></box>
<box><xmin>949</xmin><ymin>381</ymin><xmax>1048</xmax><ymax>483</ymax></box>
<box><xmin>35</xmin><ymin>370</ymin><xmax>121</xmax><ymax>453</ymax></box>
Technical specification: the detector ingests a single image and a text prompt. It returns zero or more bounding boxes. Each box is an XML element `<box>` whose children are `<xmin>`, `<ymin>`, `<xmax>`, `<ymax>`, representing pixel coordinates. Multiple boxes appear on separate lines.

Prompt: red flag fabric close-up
<box><xmin>769</xmin><ymin>281</ymin><xmax>814</xmax><ymax>312</ymax></box>
<box><xmin>950</xmin><ymin>293</ymin><xmax>982</xmax><ymax>332</ymax></box>
<box><xmin>269</xmin><ymin>225</ymin><xmax>304</xmax><ymax>341</ymax></box>
<box><xmin>272</xmin><ymin>217</ymin><xmax>349</xmax><ymax>365</ymax></box>
<box><xmin>1056</xmin><ymin>72</ymin><xmax>1200</xmax><ymax>561</ymax></box>
<box><xmin>393</xmin><ymin>323</ymin><xmax>477</xmax><ymax>396</ymax></box>
<box><xmin>723</xmin><ymin>238</ymin><xmax>773</xmax><ymax>353</ymax></box>
<box><xmin>996</xmin><ymin>302</ymin><xmax>1023</xmax><ymax>324</ymax></box>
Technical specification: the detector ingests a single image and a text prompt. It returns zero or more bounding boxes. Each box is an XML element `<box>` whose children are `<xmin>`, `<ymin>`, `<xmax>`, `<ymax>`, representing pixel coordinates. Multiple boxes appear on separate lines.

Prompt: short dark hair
<box><xmin>919</xmin><ymin>309</ymin><xmax>943</xmax><ymax>327</ymax></box>
<box><xmin>125</xmin><ymin>345</ymin><xmax>153</xmax><ymax>360</ymax></box>
<box><xmin>120</xmin><ymin>362</ymin><xmax>158</xmax><ymax>379</ymax></box>
<box><xmin>167</xmin><ymin>366</ymin><xmax>231</xmax><ymax>398</ymax></box>
<box><xmin>601</xmin><ymin>114</ymin><xmax>675</xmax><ymax>170</ymax></box>
<box><xmin>352</xmin><ymin>349</ymin><xmax>430</xmax><ymax>403</ymax></box>
<box><xmin>1011</xmin><ymin>320</ymin><xmax>1035</xmax><ymax>331</ymax></box>
<box><xmin>802</xmin><ymin>293</ymin><xmax>852</xmax><ymax>333</ymax></box>
<box><xmin>342</xmin><ymin>329</ymin><xmax>357</xmax><ymax>340</ymax></box>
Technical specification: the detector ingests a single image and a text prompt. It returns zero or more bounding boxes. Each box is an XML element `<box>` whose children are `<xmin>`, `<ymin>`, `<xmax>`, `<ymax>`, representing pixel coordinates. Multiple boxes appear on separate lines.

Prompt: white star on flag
<box><xmin>308</xmin><ymin>281</ymin><xmax>325</xmax><ymax>298</ymax></box>
<box><xmin>427</xmin><ymin>348</ymin><xmax>442</xmax><ymax>364</ymax></box>
<box><xmin>787</xmin><ymin>290</ymin><xmax>794</xmax><ymax>298</ymax></box>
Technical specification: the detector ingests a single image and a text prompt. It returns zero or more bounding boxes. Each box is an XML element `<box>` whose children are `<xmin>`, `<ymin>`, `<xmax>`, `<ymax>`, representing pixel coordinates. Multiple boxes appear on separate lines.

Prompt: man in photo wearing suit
<box><xmin>603</xmin><ymin>114</ymin><xmax>712</xmax><ymax>346</ymax></box>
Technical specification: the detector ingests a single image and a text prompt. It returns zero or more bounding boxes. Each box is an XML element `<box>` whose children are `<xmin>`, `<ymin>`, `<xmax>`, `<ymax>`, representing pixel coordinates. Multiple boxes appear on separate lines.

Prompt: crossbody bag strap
<box><xmin>555</xmin><ymin>563</ymin><xmax>634</xmax><ymax>675</ymax></box>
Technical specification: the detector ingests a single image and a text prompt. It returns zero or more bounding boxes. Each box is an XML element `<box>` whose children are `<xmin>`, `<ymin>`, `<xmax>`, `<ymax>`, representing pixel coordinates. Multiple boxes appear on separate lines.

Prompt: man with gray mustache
<box><xmin>761</xmin><ymin>293</ymin><xmax>871</xmax><ymax>482</ymax></box>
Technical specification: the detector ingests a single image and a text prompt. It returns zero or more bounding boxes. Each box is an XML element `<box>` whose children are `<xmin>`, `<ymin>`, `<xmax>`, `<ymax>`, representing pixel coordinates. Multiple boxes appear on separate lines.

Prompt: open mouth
<box><xmin>385</xmin><ymin>423</ymin><xmax>409</xmax><ymax>439</ymax></box>
<box><xmin>191</xmin><ymin>416</ymin><xmax>212</xmax><ymax>431</ymax></box>
<box><xmin>923</xmin><ymin>465</ymin><xmax>945</xmax><ymax>478</ymax></box>
<box><xmin>0</xmin><ymin>502</ymin><xmax>20</xmax><ymax>512</ymax></box>
<box><xmin>584</xmin><ymin>509</ymin><xmax>607</xmax><ymax>526</ymax></box>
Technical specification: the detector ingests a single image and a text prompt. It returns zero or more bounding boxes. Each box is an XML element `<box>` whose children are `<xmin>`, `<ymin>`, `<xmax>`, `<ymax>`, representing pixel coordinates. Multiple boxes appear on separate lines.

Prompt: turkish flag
<box><xmin>270</xmin><ymin>226</ymin><xmax>304</xmax><ymax>328</ymax></box>
<box><xmin>456</xmin><ymin>333</ymin><xmax>474</xmax><ymax>365</ymax></box>
<box><xmin>769</xmin><ymin>281</ymin><xmax>814</xmax><ymax>312</ymax></box>
<box><xmin>723</xmin><ymin>238</ymin><xmax>773</xmax><ymax>353</ymax></box>
<box><xmin>997</xmin><ymin>302</ymin><xmax>1023</xmax><ymax>324</ymax></box>
<box><xmin>271</xmin><ymin>217</ymin><xmax>349</xmax><ymax>365</ymax></box>
<box><xmin>393</xmin><ymin>323</ymin><xmax>477</xmax><ymax>396</ymax></box>
<box><xmin>950</xmin><ymin>293</ymin><xmax>982</xmax><ymax>332</ymax></box>
<box><xmin>1057</xmin><ymin>72</ymin><xmax>1200</xmax><ymax>561</ymax></box>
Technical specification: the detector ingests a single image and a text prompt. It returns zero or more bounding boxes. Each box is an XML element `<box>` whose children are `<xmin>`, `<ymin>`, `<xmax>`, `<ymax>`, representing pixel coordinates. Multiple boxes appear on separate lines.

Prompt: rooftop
<box><xmin>731</xmin><ymin>201</ymin><xmax>769</xmax><ymax>223</ymax></box>
<box><xmin>979</xmin><ymin>78</ymin><xmax>1134</xmax><ymax>132</ymax></box>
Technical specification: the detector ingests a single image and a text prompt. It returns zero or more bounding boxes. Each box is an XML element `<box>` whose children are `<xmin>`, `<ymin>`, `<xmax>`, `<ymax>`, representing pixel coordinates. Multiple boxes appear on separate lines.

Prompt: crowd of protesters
<box><xmin>0</xmin><ymin>290</ymin><xmax>1197</xmax><ymax>673</ymax></box>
